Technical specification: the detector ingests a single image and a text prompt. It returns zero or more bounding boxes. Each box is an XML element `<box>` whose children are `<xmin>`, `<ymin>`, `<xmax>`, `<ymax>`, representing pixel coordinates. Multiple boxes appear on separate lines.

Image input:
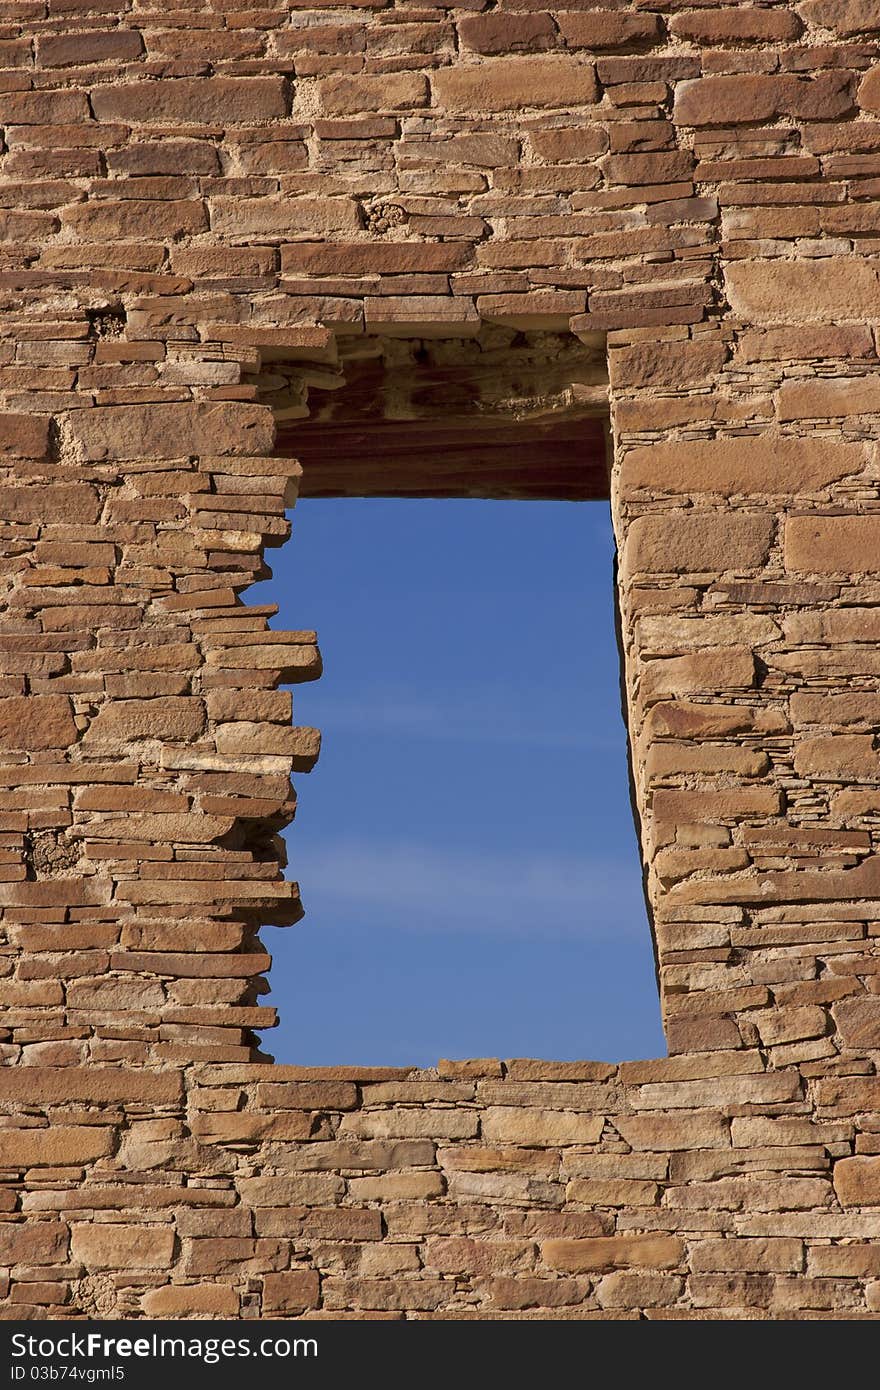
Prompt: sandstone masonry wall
<box><xmin>1</xmin><ymin>0</ymin><xmax>880</xmax><ymax>1319</ymax></box>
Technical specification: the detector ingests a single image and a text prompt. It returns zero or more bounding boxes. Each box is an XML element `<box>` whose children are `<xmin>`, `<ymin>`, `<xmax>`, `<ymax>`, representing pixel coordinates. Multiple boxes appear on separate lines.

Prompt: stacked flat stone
<box><xmin>0</xmin><ymin>0</ymin><xmax>880</xmax><ymax>1320</ymax></box>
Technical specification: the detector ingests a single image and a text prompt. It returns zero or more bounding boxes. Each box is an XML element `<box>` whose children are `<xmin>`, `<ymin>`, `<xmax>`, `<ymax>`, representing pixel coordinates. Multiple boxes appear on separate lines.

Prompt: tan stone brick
<box><xmin>542</xmin><ymin>1235</ymin><xmax>684</xmax><ymax>1272</ymax></box>
<box><xmin>633</xmin><ymin>1072</ymin><xmax>801</xmax><ymax>1110</ymax></box>
<box><xmin>75</xmin><ymin>787</ymin><xmax>189</xmax><ymax>814</ymax></box>
<box><xmin>70</xmin><ymin>402</ymin><xmax>275</xmax><ymax>462</ymax></box>
<box><xmin>191</xmin><ymin>1112</ymin><xmax>313</xmax><ymax>1143</ymax></box>
<box><xmin>670</xmin><ymin>8</ymin><xmax>802</xmax><ymax>42</ymax></box>
<box><xmin>793</xmin><ymin>735</ymin><xmax>879</xmax><ymax>781</ymax></box>
<box><xmin>481</xmin><ymin>1108</ymin><xmax>604</xmax><ymax>1146</ymax></box>
<box><xmin>613</xmin><ymin>1111</ymin><xmax>729</xmax><ymax>1151</ymax></box>
<box><xmin>639</xmin><ymin>648</ymin><xmax>757</xmax><ymax>703</ymax></box>
<box><xmin>808</xmin><ymin>1244</ymin><xmax>880</xmax><ymax>1277</ymax></box>
<box><xmin>476</xmin><ymin>1081</ymin><xmax>609</xmax><ymax>1109</ymax></box>
<box><xmin>0</xmin><ymin>696</ymin><xmax>75</xmax><ymax>751</ymax></box>
<box><xmin>778</xmin><ymin>376</ymin><xmax>880</xmax><ymax>420</ymax></box>
<box><xmin>834</xmin><ymin>1157</ymin><xmax>880</xmax><ymax>1206</ymax></box>
<box><xmin>726</xmin><ymin>259</ymin><xmax>880</xmax><ymax>324</ymax></box>
<box><xmin>0</xmin><ymin>1068</ymin><xmax>181</xmax><ymax>1104</ymax></box>
<box><xmin>0</xmin><ymin>1222</ymin><xmax>68</xmax><ymax>1265</ymax></box>
<box><xmin>262</xmin><ymin>1270</ymin><xmax>320</xmax><ymax>1313</ymax></box>
<box><xmin>0</xmin><ymin>415</ymin><xmax>50</xmax><ymax>458</ymax></box>
<box><xmin>83</xmin><ymin>813</ymin><xmax>233</xmax><ymax>844</ymax></box>
<box><xmin>687</xmin><ymin>1273</ymin><xmax>773</xmax><ymax>1309</ymax></box>
<box><xmin>322</xmin><ymin>1277</ymin><xmax>449</xmax><ymax>1312</ymax></box>
<box><xmin>142</xmin><ymin>1284</ymin><xmax>240</xmax><ymax>1316</ymax></box>
<box><xmin>71</xmin><ymin>1223</ymin><xmax>175</xmax><ymax>1271</ymax></box>
<box><xmin>320</xmin><ymin>72</ymin><xmax>428</xmax><ymax>115</ymax></box>
<box><xmin>211</xmin><ymin>196</ymin><xmax>360</xmax><ymax>238</ymax></box>
<box><xmin>566</xmin><ymin>1178</ymin><xmax>658</xmax><ymax>1206</ymax></box>
<box><xmin>0</xmin><ymin>1126</ymin><xmax>113</xmax><ymax>1167</ymax></box>
<box><xmin>433</xmin><ymin>58</ymin><xmax>598</xmax><ymax>113</ymax></box>
<box><xmin>785</xmin><ymin>515</ymin><xmax>880</xmax><ymax>574</ymax></box>
<box><xmin>556</xmin><ymin>11</ymin><xmax>660</xmax><ymax>48</ymax></box>
<box><xmin>651</xmin><ymin>787</ymin><xmax>782</xmax><ymax>822</ymax></box>
<box><xmin>38</xmin><ymin>30</ymin><xmax>145</xmax><ymax>66</ymax></box>
<box><xmin>832</xmin><ymin>996</ymin><xmax>880</xmax><ymax>1049</ymax></box>
<box><xmin>620</xmin><ymin>436</ymin><xmax>864</xmax><ymax>497</ymax></box>
<box><xmin>456</xmin><ymin>11</ymin><xmax>553</xmax><ymax>54</ymax></box>
<box><xmin>754</xmin><ymin>1006</ymin><xmax>828</xmax><ymax>1047</ymax></box>
<box><xmin>281</xmin><ymin>242</ymin><xmax>470</xmax><ymax>275</ymax></box>
<box><xmin>675</xmin><ymin>74</ymin><xmax>853</xmax><ymax>127</ymax></box>
<box><xmin>63</xmin><ymin>200</ymin><xmax>207</xmax><ymax>240</ymax></box>
<box><xmin>623</xmin><ymin>512</ymin><xmax>773</xmax><ymax>576</ymax></box>
<box><xmin>0</xmin><ymin>484</ymin><xmax>99</xmax><ymax>524</ymax></box>
<box><xmin>339</xmin><ymin>1109</ymin><xmax>478</xmax><ymax>1140</ymax></box>
<box><xmin>804</xmin><ymin>0</ymin><xmax>880</xmax><ymax>34</ymax></box>
<box><xmin>348</xmin><ymin>1173</ymin><xmax>445</xmax><ymax>1201</ymax></box>
<box><xmin>691</xmin><ymin>1239</ymin><xmax>803</xmax><ymax>1273</ymax></box>
<box><xmin>253</xmin><ymin>1082</ymin><xmax>358</xmax><ymax>1110</ymax></box>
<box><xmin>425</xmin><ymin>1237</ymin><xmax>527</xmax><ymax>1274</ymax></box>
<box><xmin>815</xmin><ymin>1077</ymin><xmax>880</xmax><ymax>1112</ymax></box>
<box><xmin>488</xmin><ymin>1275</ymin><xmax>589</xmax><ymax>1310</ymax></box>
<box><xmin>237</xmin><ymin>1175</ymin><xmax>347</xmax><ymax>1207</ymax></box>
<box><xmin>645</xmin><ymin>701</ymin><xmax>787</xmax><ymax>740</ymax></box>
<box><xmin>0</xmin><ymin>90</ymin><xmax>89</xmax><ymax>123</ymax></box>
<box><xmin>611</xmin><ymin>338</ymin><xmax>724</xmax><ymax>390</ymax></box>
<box><xmin>85</xmin><ymin>698</ymin><xmax>205</xmax><ymax>744</ymax></box>
<box><xmin>596</xmin><ymin>1272</ymin><xmax>682</xmax><ymax>1308</ymax></box>
<box><xmin>91</xmin><ymin>78</ymin><xmax>289</xmax><ymax>123</ymax></box>
<box><xmin>785</xmin><ymin>610</ymin><xmax>880</xmax><ymax>646</ymax></box>
<box><xmin>861</xmin><ymin>63</ymin><xmax>880</xmax><ymax>110</ymax></box>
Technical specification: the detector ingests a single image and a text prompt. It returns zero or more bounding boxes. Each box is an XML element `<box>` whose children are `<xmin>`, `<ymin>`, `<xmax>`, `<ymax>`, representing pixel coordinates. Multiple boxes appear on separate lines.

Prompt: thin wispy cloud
<box><xmin>296</xmin><ymin>686</ymin><xmax>626</xmax><ymax>753</ymax></box>
<box><xmin>291</xmin><ymin>838</ymin><xmax>647</xmax><ymax>940</ymax></box>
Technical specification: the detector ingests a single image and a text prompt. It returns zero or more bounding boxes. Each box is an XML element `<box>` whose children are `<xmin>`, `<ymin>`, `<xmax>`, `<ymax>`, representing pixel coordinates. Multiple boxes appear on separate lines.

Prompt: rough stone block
<box><xmin>623</xmin><ymin>513</ymin><xmax>774</xmax><ymax>576</ymax></box>
<box><xmin>433</xmin><ymin>59</ymin><xmax>598</xmax><ymax>112</ymax></box>
<box><xmin>70</xmin><ymin>403</ymin><xmax>275</xmax><ymax>461</ymax></box>
<box><xmin>71</xmin><ymin>1224</ymin><xmax>176</xmax><ymax>1271</ymax></box>
<box><xmin>785</xmin><ymin>516</ymin><xmax>880</xmax><ymax>574</ymax></box>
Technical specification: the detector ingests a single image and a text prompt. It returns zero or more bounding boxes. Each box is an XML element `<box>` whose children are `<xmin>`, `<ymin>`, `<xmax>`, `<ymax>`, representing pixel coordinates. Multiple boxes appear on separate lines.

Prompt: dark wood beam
<box><xmin>280</xmin><ymin>415</ymin><xmax>610</xmax><ymax>501</ymax></box>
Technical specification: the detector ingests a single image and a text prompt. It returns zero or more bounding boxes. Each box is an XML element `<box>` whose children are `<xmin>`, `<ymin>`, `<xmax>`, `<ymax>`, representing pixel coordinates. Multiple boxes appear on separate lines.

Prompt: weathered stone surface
<box><xmin>832</xmin><ymin>997</ymin><xmax>880</xmax><ymax>1050</ymax></box>
<box><xmin>0</xmin><ymin>696</ymin><xmax>76</xmax><ymax>751</ymax></box>
<box><xmin>805</xmin><ymin>0</ymin><xmax>880</xmax><ymax>34</ymax></box>
<box><xmin>834</xmin><ymin>1158</ymin><xmax>880</xmax><ymax>1208</ymax></box>
<box><xmin>725</xmin><ymin>260</ymin><xmax>880</xmax><ymax>324</ymax></box>
<box><xmin>0</xmin><ymin>1127</ymin><xmax>113</xmax><ymax>1167</ymax></box>
<box><xmin>481</xmin><ymin>1108</ymin><xmax>604</xmax><ymax>1145</ymax></box>
<box><xmin>80</xmin><ymin>813</ymin><xmax>234</xmax><ymax>843</ymax></box>
<box><xmin>793</xmin><ymin>735</ymin><xmax>879</xmax><ymax>781</ymax></box>
<box><xmin>623</xmin><ymin>513</ymin><xmax>774</xmax><ymax>576</ymax></box>
<box><xmin>778</xmin><ymin>376</ymin><xmax>880</xmax><ymax>420</ymax></box>
<box><xmin>0</xmin><ymin>0</ymin><xmax>877</xmax><ymax>1327</ymax></box>
<box><xmin>70</xmin><ymin>403</ymin><xmax>275</xmax><ymax>461</ymax></box>
<box><xmin>0</xmin><ymin>1223</ymin><xmax>68</xmax><ymax>1265</ymax></box>
<box><xmin>542</xmin><ymin>1236</ymin><xmax>685</xmax><ymax>1272</ymax></box>
<box><xmin>785</xmin><ymin>516</ymin><xmax>880</xmax><ymax>574</ymax></box>
<box><xmin>71</xmin><ymin>1225</ymin><xmax>176</xmax><ymax>1270</ymax></box>
<box><xmin>432</xmin><ymin>59</ymin><xmax>598</xmax><ymax>112</ymax></box>
<box><xmin>85</xmin><ymin>699</ymin><xmax>206</xmax><ymax>743</ymax></box>
<box><xmin>262</xmin><ymin>1271</ymin><xmax>321</xmax><ymax>1313</ymax></box>
<box><xmin>142</xmin><ymin>1285</ymin><xmax>240</xmax><ymax>1316</ymax></box>
<box><xmin>675</xmin><ymin>74</ymin><xmax>853</xmax><ymax>127</ymax></box>
<box><xmin>639</xmin><ymin>649</ymin><xmax>756</xmax><ymax>703</ymax></box>
<box><xmin>92</xmin><ymin>78</ymin><xmax>289</xmax><ymax>124</ymax></box>
<box><xmin>671</xmin><ymin>9</ymin><xmax>802</xmax><ymax>41</ymax></box>
<box><xmin>620</xmin><ymin>437</ymin><xmax>864</xmax><ymax>497</ymax></box>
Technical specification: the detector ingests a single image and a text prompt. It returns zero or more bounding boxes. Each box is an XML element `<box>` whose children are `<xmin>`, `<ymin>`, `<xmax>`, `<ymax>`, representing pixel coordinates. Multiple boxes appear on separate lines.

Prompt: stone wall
<box><xmin>1</xmin><ymin>0</ymin><xmax>880</xmax><ymax>1319</ymax></box>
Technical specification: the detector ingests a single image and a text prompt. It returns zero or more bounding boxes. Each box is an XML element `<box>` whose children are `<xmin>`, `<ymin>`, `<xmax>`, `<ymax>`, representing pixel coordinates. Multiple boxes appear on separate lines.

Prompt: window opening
<box><xmin>251</xmin><ymin>326</ymin><xmax>664</xmax><ymax>1065</ymax></box>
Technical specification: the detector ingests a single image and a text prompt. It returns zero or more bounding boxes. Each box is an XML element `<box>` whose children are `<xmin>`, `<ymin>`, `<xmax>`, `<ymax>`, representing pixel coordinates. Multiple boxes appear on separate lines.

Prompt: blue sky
<box><xmin>254</xmin><ymin>498</ymin><xmax>665</xmax><ymax>1066</ymax></box>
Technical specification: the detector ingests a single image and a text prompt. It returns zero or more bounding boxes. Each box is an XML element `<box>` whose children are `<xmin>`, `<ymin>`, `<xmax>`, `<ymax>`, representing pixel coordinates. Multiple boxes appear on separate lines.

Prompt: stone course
<box><xmin>0</xmin><ymin>0</ymin><xmax>879</xmax><ymax>1321</ymax></box>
